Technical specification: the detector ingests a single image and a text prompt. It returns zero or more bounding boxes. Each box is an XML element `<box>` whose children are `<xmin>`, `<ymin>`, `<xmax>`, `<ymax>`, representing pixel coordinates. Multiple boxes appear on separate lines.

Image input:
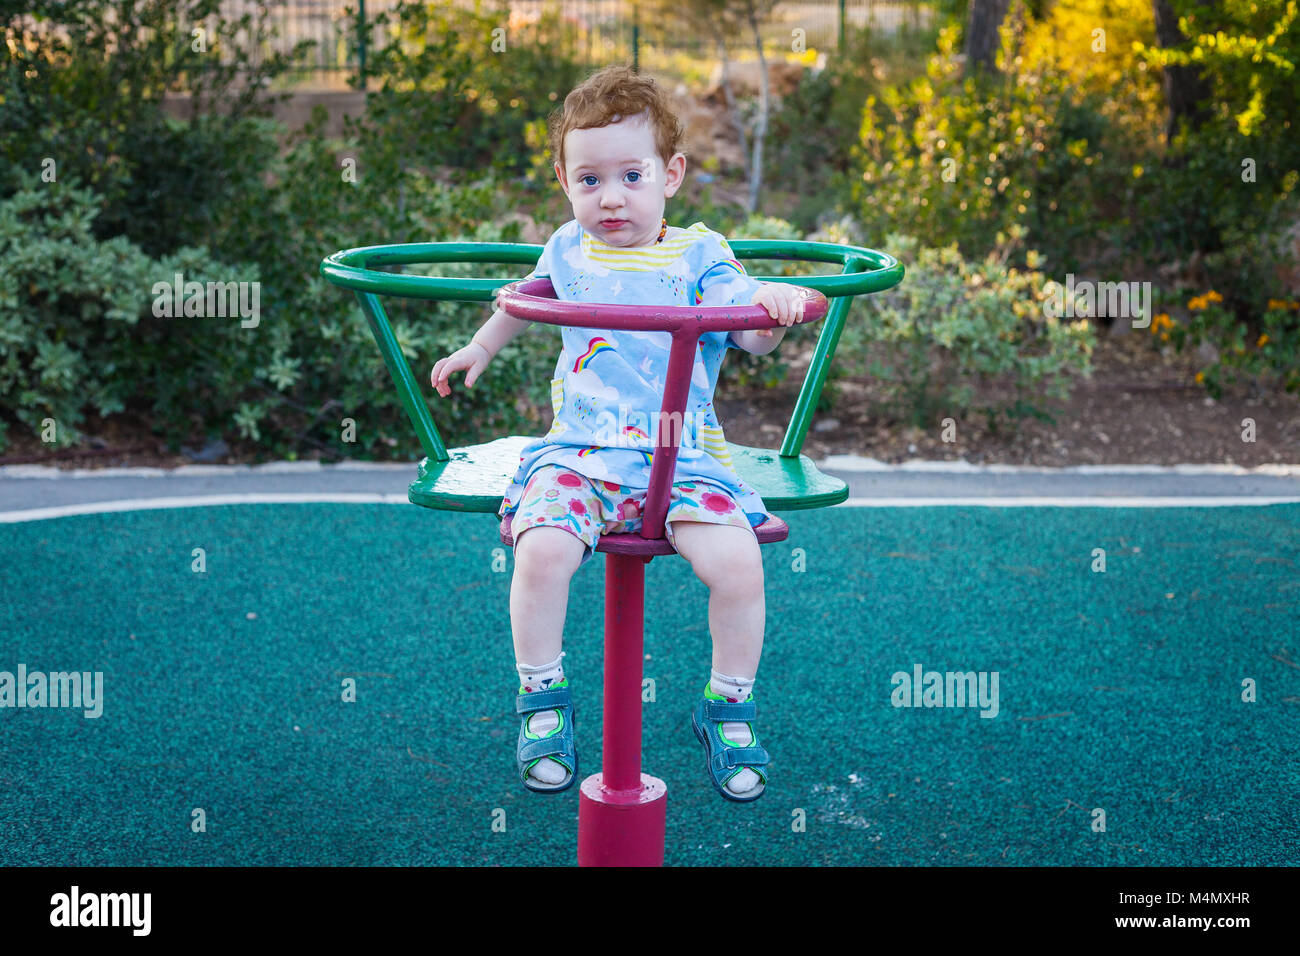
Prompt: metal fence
<box><xmin>224</xmin><ymin>0</ymin><xmax>931</xmax><ymax>83</ymax></box>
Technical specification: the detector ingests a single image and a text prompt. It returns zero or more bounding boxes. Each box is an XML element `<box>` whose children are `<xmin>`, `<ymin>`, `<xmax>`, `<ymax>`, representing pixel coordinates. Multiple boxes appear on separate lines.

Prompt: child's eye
<box><xmin>625</xmin><ymin>171</ymin><xmax>641</xmax><ymax>183</ymax></box>
<box><xmin>580</xmin><ymin>175</ymin><xmax>598</xmax><ymax>187</ymax></box>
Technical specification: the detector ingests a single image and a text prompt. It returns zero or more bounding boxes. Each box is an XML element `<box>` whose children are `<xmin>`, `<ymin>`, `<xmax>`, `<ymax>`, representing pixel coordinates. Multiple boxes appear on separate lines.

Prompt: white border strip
<box><xmin>839</xmin><ymin>496</ymin><xmax>1300</xmax><ymax>508</ymax></box>
<box><xmin>1</xmin><ymin>493</ymin><xmax>1296</xmax><ymax>524</ymax></box>
<box><xmin>0</xmin><ymin>493</ymin><xmax>412</xmax><ymax>524</ymax></box>
<box><xmin>820</xmin><ymin>455</ymin><xmax>1300</xmax><ymax>475</ymax></box>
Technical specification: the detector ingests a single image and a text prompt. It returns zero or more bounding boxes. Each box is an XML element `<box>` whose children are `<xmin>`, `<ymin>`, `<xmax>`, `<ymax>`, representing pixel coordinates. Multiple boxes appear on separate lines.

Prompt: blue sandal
<box><xmin>516</xmin><ymin>685</ymin><xmax>577</xmax><ymax>793</ymax></box>
<box><xmin>691</xmin><ymin>695</ymin><xmax>770</xmax><ymax>802</ymax></box>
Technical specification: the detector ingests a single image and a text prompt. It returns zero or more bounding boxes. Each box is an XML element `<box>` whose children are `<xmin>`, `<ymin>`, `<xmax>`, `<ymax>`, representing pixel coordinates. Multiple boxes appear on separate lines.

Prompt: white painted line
<box><xmin>819</xmin><ymin>455</ymin><xmax>1300</xmax><ymax>475</ymax></box>
<box><xmin>0</xmin><ymin>493</ymin><xmax>413</xmax><ymax>523</ymax></box>
<box><xmin>1</xmin><ymin>493</ymin><xmax>1296</xmax><ymax>525</ymax></box>
<box><xmin>837</xmin><ymin>496</ymin><xmax>1300</xmax><ymax>508</ymax></box>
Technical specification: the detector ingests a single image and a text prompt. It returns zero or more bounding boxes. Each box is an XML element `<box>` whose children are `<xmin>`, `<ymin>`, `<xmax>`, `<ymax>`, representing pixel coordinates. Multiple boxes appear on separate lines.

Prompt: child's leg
<box><xmin>506</xmin><ymin>464</ymin><xmax>602</xmax><ymax>789</ymax></box>
<box><xmin>669</xmin><ymin>520</ymin><xmax>769</xmax><ymax>797</ymax></box>
<box><xmin>511</xmin><ymin>524</ymin><xmax>586</xmax><ymax>667</ymax></box>
<box><xmin>509</xmin><ymin>524</ymin><xmax>587</xmax><ymax>788</ymax></box>
<box><xmin>668</xmin><ymin>521</ymin><xmax>765</xmax><ymax>677</ymax></box>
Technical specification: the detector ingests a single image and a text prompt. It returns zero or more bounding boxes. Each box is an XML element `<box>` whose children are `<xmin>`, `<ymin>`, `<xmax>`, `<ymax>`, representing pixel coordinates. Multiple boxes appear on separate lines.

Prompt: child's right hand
<box><xmin>430</xmin><ymin>342</ymin><xmax>490</xmax><ymax>398</ymax></box>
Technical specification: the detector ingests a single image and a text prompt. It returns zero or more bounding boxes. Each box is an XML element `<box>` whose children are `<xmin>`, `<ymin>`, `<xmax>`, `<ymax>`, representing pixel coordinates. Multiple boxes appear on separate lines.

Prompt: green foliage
<box><xmin>1151</xmin><ymin>293</ymin><xmax>1300</xmax><ymax>398</ymax></box>
<box><xmin>0</xmin><ymin>174</ymin><xmax>236</xmax><ymax>451</ymax></box>
<box><xmin>0</xmin><ymin>0</ymin><xmax>597</xmax><ymax>459</ymax></box>
<box><xmin>835</xmin><ymin>226</ymin><xmax>1096</xmax><ymax>430</ymax></box>
<box><xmin>355</xmin><ymin>0</ymin><xmax>588</xmax><ymax>188</ymax></box>
<box><xmin>0</xmin><ymin>0</ymin><xmax>312</xmax><ymax>257</ymax></box>
<box><xmin>1136</xmin><ymin>0</ymin><xmax>1299</xmax><ymax>141</ymax></box>
<box><xmin>764</xmin><ymin>22</ymin><xmax>942</xmax><ymax>234</ymax></box>
<box><xmin>850</xmin><ymin>23</ymin><xmax>1125</xmax><ymax>274</ymax></box>
<box><xmin>1129</xmin><ymin>0</ymin><xmax>1300</xmax><ymax>312</ymax></box>
<box><xmin>845</xmin><ymin>0</ymin><xmax>1299</xmax><ymax>372</ymax></box>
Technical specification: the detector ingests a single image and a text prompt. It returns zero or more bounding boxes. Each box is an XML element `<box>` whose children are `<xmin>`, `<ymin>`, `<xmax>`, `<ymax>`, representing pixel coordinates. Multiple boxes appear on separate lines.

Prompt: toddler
<box><xmin>430</xmin><ymin>65</ymin><xmax>804</xmax><ymax>801</ymax></box>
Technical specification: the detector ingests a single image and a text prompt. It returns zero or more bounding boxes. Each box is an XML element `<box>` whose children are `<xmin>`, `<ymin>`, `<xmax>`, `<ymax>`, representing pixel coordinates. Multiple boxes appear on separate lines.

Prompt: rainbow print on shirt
<box><xmin>623</xmin><ymin>425</ymin><xmax>651</xmax><ymax>445</ymax></box>
<box><xmin>693</xmin><ymin>259</ymin><xmax>746</xmax><ymax>304</ymax></box>
<box><xmin>573</xmin><ymin>336</ymin><xmax>614</xmax><ymax>373</ymax></box>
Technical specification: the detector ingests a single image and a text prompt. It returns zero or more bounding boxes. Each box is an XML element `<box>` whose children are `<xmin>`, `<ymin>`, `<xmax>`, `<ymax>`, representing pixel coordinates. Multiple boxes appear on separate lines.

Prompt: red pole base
<box><xmin>576</xmin><ymin>772</ymin><xmax>668</xmax><ymax>867</ymax></box>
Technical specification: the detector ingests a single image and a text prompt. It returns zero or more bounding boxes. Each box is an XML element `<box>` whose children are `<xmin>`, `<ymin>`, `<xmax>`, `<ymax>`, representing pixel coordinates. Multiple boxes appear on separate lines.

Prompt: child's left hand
<box><xmin>750</xmin><ymin>283</ymin><xmax>806</xmax><ymax>337</ymax></box>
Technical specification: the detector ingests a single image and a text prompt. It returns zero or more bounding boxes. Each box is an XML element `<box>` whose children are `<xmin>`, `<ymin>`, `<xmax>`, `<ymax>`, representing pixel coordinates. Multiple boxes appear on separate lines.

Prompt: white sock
<box><xmin>708</xmin><ymin>670</ymin><xmax>762</xmax><ymax>796</ymax></box>
<box><xmin>517</xmin><ymin>653</ymin><xmax>570</xmax><ymax>786</ymax></box>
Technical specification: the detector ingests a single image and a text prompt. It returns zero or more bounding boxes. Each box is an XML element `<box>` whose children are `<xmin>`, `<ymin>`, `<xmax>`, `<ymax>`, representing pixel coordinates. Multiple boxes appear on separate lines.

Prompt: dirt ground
<box><xmin>719</xmin><ymin>321</ymin><xmax>1300</xmax><ymax>467</ymax></box>
<box><xmin>4</xmin><ymin>321</ymin><xmax>1296</xmax><ymax>469</ymax></box>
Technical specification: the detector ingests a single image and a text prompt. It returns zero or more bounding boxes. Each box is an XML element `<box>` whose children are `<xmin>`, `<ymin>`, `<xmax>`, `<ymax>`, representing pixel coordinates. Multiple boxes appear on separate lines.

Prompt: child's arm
<box><xmin>728</xmin><ymin>283</ymin><xmax>805</xmax><ymax>355</ymax></box>
<box><xmin>471</xmin><ymin>292</ymin><xmax>533</xmax><ymax>359</ymax></box>
<box><xmin>729</xmin><ymin>327</ymin><xmax>788</xmax><ymax>356</ymax></box>
<box><xmin>430</xmin><ymin>295</ymin><xmax>530</xmax><ymax>397</ymax></box>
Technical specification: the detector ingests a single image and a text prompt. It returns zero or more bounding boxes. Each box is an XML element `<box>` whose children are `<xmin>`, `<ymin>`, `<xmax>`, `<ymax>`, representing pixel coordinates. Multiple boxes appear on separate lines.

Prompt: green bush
<box><xmin>0</xmin><ymin>0</ymin><xmax>311</xmax><ymax>258</ymax></box>
<box><xmin>1150</xmin><ymin>292</ymin><xmax>1300</xmax><ymax>399</ymax></box>
<box><xmin>355</xmin><ymin>0</ymin><xmax>589</xmax><ymax>189</ymax></box>
<box><xmin>764</xmin><ymin>21</ymin><xmax>941</xmax><ymax>234</ymax></box>
<box><xmin>833</xmin><ymin>225</ymin><xmax>1096</xmax><ymax>431</ymax></box>
<box><xmin>850</xmin><ymin>23</ymin><xmax>1126</xmax><ymax>274</ymax></box>
<box><xmin>0</xmin><ymin>174</ymin><xmax>236</xmax><ymax>452</ymax></box>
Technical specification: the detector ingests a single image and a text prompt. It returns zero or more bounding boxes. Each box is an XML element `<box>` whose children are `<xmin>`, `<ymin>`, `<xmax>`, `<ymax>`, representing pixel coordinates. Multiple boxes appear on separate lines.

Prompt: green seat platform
<box><xmin>408</xmin><ymin>436</ymin><xmax>848</xmax><ymax>513</ymax></box>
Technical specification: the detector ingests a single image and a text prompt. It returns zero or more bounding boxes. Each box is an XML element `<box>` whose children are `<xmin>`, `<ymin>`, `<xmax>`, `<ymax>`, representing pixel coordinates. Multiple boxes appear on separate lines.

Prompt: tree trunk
<box><xmin>1151</xmin><ymin>0</ymin><xmax>1212</xmax><ymax>145</ymax></box>
<box><xmin>964</xmin><ymin>0</ymin><xmax>1011</xmax><ymax>77</ymax></box>
<box><xmin>714</xmin><ymin>30</ymin><xmax>749</xmax><ymax>182</ymax></box>
<box><xmin>745</xmin><ymin>0</ymin><xmax>768</xmax><ymax>214</ymax></box>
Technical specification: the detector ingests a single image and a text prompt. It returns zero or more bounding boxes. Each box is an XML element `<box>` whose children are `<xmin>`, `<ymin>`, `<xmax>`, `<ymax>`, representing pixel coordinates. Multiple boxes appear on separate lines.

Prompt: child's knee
<box><xmin>514</xmin><ymin>525</ymin><xmax>587</xmax><ymax>579</ymax></box>
<box><xmin>676</xmin><ymin>523</ymin><xmax>763</xmax><ymax>591</ymax></box>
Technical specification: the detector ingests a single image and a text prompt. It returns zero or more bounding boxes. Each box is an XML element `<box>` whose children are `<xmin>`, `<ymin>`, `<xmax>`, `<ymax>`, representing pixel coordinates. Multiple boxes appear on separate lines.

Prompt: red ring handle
<box><xmin>495</xmin><ymin>278</ymin><xmax>829</xmax><ymax>332</ymax></box>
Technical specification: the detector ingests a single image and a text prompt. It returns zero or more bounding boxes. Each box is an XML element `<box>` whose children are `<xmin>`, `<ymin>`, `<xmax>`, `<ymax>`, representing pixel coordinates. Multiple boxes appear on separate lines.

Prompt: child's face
<box><xmin>555</xmin><ymin>111</ymin><xmax>685</xmax><ymax>248</ymax></box>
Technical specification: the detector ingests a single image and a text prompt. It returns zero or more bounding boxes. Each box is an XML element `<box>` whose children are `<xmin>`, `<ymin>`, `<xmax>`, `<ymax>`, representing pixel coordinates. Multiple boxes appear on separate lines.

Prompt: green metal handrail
<box><xmin>320</xmin><ymin>238</ymin><xmax>903</xmax><ymax>465</ymax></box>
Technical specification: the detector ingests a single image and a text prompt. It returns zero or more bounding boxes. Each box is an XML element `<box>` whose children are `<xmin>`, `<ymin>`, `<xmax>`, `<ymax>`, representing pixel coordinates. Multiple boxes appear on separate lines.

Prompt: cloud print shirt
<box><xmin>498</xmin><ymin>218</ymin><xmax>774</xmax><ymax>529</ymax></box>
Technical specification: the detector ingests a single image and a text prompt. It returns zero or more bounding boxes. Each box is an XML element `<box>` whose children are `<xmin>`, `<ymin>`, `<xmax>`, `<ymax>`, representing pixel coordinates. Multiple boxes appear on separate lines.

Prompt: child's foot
<box><xmin>521</xmin><ymin>686</ymin><xmax>572</xmax><ymax>786</ymax></box>
<box><xmin>515</xmin><ymin>679</ymin><xmax>577</xmax><ymax>792</ymax></box>
<box><xmin>515</xmin><ymin>654</ymin><xmax>575</xmax><ymax>790</ymax></box>
<box><xmin>704</xmin><ymin>684</ymin><xmax>765</xmax><ymax>798</ymax></box>
<box><xmin>692</xmin><ymin>680</ymin><xmax>770</xmax><ymax>802</ymax></box>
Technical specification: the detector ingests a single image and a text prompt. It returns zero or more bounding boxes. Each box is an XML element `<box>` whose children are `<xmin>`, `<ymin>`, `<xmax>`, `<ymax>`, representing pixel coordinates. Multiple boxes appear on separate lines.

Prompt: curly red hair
<box><xmin>547</xmin><ymin>65</ymin><xmax>685</xmax><ymax>172</ymax></box>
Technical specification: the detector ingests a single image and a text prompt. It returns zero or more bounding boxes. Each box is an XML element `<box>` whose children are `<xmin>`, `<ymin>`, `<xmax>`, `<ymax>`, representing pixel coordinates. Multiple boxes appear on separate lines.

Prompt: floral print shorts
<box><xmin>509</xmin><ymin>464</ymin><xmax>756</xmax><ymax>566</ymax></box>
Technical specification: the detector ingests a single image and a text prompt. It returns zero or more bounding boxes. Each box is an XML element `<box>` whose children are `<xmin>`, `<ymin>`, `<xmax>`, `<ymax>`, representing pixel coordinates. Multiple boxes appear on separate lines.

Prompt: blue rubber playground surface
<box><xmin>2</xmin><ymin>498</ymin><xmax>1298</xmax><ymax>866</ymax></box>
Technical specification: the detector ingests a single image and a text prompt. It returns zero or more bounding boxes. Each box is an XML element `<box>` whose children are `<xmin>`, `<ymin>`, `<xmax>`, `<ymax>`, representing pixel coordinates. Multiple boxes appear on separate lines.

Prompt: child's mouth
<box><xmin>600</xmin><ymin>219</ymin><xmax>628</xmax><ymax>229</ymax></box>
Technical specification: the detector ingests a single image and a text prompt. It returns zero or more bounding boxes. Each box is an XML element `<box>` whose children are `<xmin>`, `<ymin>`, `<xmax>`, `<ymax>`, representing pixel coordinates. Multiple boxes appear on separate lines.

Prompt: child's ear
<box><xmin>663</xmin><ymin>152</ymin><xmax>687</xmax><ymax>196</ymax></box>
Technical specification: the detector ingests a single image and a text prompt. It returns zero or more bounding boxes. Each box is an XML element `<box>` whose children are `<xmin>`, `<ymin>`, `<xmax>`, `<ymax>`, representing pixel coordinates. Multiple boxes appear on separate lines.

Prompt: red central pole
<box><xmin>576</xmin><ymin>326</ymin><xmax>697</xmax><ymax>867</ymax></box>
<box><xmin>576</xmin><ymin>552</ymin><xmax>667</xmax><ymax>866</ymax></box>
<box><xmin>602</xmin><ymin>552</ymin><xmax>646</xmax><ymax>790</ymax></box>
